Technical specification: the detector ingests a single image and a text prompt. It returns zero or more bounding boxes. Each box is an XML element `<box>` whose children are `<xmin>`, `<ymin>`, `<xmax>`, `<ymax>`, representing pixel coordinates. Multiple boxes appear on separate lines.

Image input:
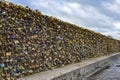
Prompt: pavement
<box><xmin>88</xmin><ymin>55</ymin><xmax>120</xmax><ymax>80</ymax></box>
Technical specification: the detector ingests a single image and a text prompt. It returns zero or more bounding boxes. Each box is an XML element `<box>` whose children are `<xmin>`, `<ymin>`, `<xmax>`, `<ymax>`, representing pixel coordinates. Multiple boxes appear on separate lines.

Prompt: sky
<box><xmin>5</xmin><ymin>0</ymin><xmax>120</xmax><ymax>40</ymax></box>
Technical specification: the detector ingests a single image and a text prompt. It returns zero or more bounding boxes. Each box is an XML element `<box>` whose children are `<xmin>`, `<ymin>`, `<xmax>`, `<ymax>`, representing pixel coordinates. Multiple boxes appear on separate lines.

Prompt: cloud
<box><xmin>102</xmin><ymin>30</ymin><xmax>120</xmax><ymax>39</ymax></box>
<box><xmin>30</xmin><ymin>1</ymin><xmax>113</xmax><ymax>28</ymax></box>
<box><xmin>103</xmin><ymin>0</ymin><xmax>120</xmax><ymax>14</ymax></box>
<box><xmin>6</xmin><ymin>0</ymin><xmax>30</xmax><ymax>6</ymax></box>
<box><xmin>113</xmin><ymin>21</ymin><xmax>120</xmax><ymax>29</ymax></box>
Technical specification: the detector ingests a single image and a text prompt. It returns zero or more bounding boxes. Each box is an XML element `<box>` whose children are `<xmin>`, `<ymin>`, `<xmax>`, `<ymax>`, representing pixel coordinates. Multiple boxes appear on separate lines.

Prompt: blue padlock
<box><xmin>33</xmin><ymin>30</ymin><xmax>39</xmax><ymax>35</ymax></box>
<box><xmin>0</xmin><ymin>63</ymin><xmax>5</xmax><ymax>68</ymax></box>
<box><xmin>16</xmin><ymin>68</ymin><xmax>21</xmax><ymax>73</ymax></box>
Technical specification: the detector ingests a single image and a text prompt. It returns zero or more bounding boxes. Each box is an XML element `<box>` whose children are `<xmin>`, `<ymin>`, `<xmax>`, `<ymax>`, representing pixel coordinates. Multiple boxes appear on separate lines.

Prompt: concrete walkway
<box><xmin>88</xmin><ymin>54</ymin><xmax>120</xmax><ymax>80</ymax></box>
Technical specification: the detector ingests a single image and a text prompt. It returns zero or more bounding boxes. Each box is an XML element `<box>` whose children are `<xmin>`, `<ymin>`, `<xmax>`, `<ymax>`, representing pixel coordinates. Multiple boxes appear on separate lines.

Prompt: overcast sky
<box><xmin>6</xmin><ymin>0</ymin><xmax>120</xmax><ymax>40</ymax></box>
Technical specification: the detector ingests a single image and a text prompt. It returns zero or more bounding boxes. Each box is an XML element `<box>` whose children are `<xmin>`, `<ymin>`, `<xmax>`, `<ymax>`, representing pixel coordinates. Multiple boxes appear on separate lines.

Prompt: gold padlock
<box><xmin>29</xmin><ymin>70</ymin><xmax>33</xmax><ymax>73</ymax></box>
<box><xmin>32</xmin><ymin>48</ymin><xmax>35</xmax><ymax>50</ymax></box>
<box><xmin>18</xmin><ymin>28</ymin><xmax>22</xmax><ymax>30</ymax></box>
<box><xmin>14</xmin><ymin>40</ymin><xmax>19</xmax><ymax>44</ymax></box>
<box><xmin>6</xmin><ymin>52</ymin><xmax>11</xmax><ymax>56</ymax></box>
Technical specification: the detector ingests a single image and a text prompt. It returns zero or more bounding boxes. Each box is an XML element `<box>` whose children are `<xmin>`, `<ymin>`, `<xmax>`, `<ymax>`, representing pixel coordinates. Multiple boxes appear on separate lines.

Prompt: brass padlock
<box><xmin>6</xmin><ymin>52</ymin><xmax>11</xmax><ymax>56</ymax></box>
<box><xmin>14</xmin><ymin>40</ymin><xmax>19</xmax><ymax>44</ymax></box>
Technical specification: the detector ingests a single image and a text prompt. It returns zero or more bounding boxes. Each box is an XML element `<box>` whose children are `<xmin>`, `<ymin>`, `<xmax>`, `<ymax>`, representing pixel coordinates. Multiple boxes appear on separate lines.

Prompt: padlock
<box><xmin>6</xmin><ymin>52</ymin><xmax>11</xmax><ymax>56</ymax></box>
<box><xmin>10</xmin><ymin>35</ymin><xmax>15</xmax><ymax>39</ymax></box>
<box><xmin>28</xmin><ymin>70</ymin><xmax>33</xmax><ymax>73</ymax></box>
<box><xmin>14</xmin><ymin>40</ymin><xmax>19</xmax><ymax>44</ymax></box>
<box><xmin>0</xmin><ymin>63</ymin><xmax>5</xmax><ymax>68</ymax></box>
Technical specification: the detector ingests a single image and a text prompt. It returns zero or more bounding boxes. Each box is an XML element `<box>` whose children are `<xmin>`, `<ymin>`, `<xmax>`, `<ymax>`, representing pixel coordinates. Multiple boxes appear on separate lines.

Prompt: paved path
<box><xmin>88</xmin><ymin>55</ymin><xmax>120</xmax><ymax>80</ymax></box>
